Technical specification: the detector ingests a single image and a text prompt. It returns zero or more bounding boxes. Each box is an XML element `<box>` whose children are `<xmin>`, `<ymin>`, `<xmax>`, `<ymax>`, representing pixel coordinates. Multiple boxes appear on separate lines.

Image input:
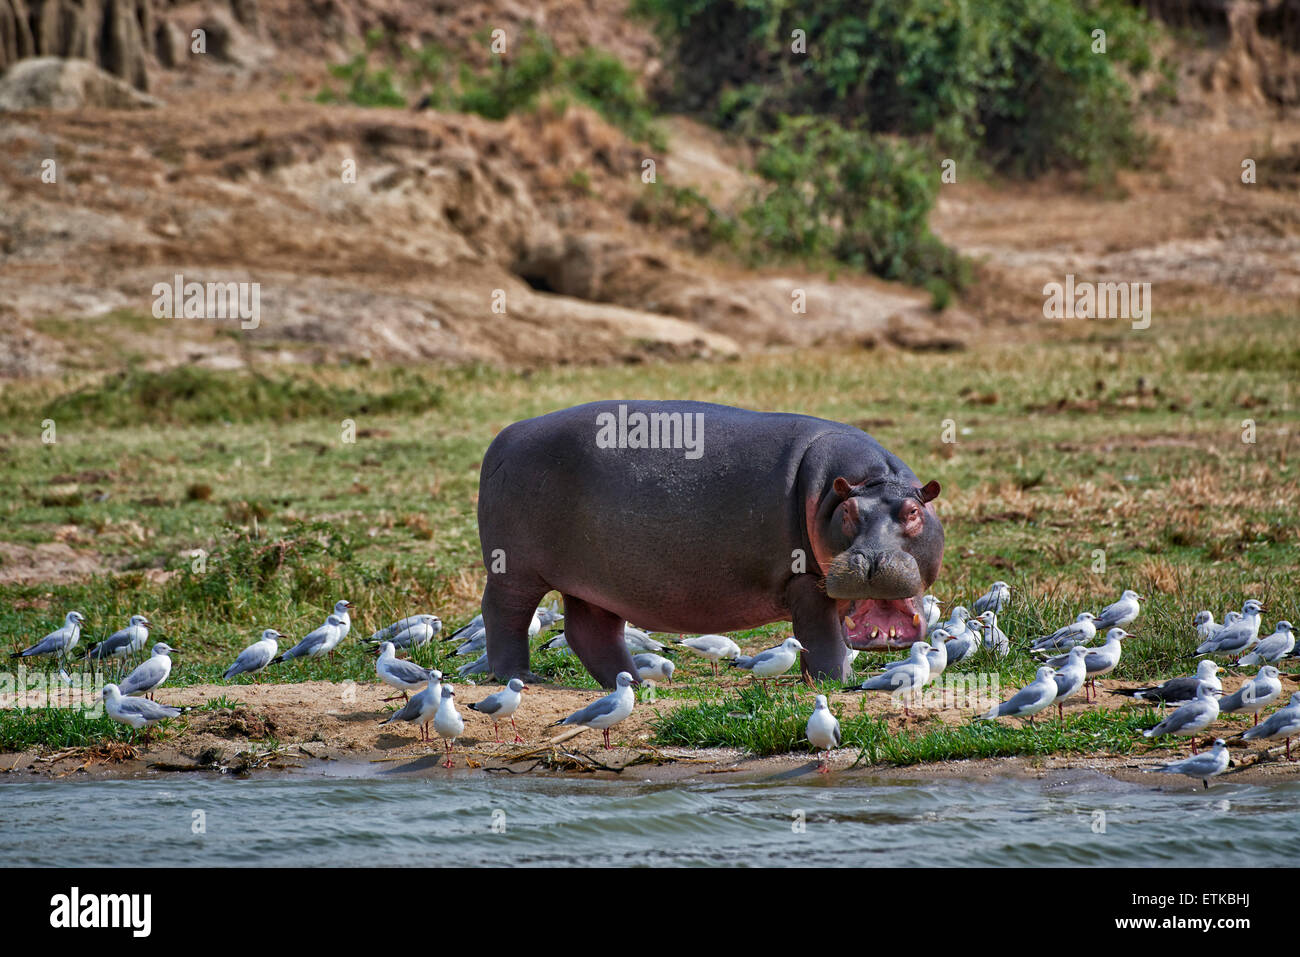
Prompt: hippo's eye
<box><xmin>899</xmin><ymin>500</ymin><xmax>923</xmax><ymax>533</ymax></box>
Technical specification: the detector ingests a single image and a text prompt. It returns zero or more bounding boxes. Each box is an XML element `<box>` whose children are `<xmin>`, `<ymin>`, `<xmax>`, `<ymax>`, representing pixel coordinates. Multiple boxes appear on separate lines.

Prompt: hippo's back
<box><xmin>476</xmin><ymin>401</ymin><xmax>888</xmax><ymax>629</ymax></box>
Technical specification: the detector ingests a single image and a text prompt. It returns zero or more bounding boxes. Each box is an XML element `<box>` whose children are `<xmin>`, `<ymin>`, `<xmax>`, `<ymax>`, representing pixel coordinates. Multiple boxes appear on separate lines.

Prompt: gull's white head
<box><xmin>1196</xmin><ymin>659</ymin><xmax>1221</xmax><ymax>677</ymax></box>
<box><xmin>1192</xmin><ymin>611</ymin><xmax>1214</xmax><ymax>627</ymax></box>
<box><xmin>378</xmin><ymin>641</ymin><xmax>396</xmax><ymax>658</ymax></box>
<box><xmin>1258</xmin><ymin>665</ymin><xmax>1280</xmax><ymax>680</ymax></box>
<box><xmin>1242</xmin><ymin>599</ymin><xmax>1264</xmax><ymax>616</ymax></box>
<box><xmin>615</xmin><ymin>671</ymin><xmax>638</xmax><ymax>689</ymax></box>
<box><xmin>67</xmin><ymin>611</ymin><xmax>86</xmax><ymax>625</ymax></box>
<box><xmin>1275</xmin><ymin>621</ymin><xmax>1295</xmax><ymax>634</ymax></box>
<box><xmin>507</xmin><ymin>678</ymin><xmax>526</xmax><ymax>693</ymax></box>
<box><xmin>261</xmin><ymin>629</ymin><xmax>283</xmax><ymax>641</ymax></box>
<box><xmin>1035</xmin><ymin>666</ymin><xmax>1056</xmax><ymax>681</ymax></box>
<box><xmin>129</xmin><ymin>614</ymin><xmax>150</xmax><ymax>627</ymax></box>
<box><xmin>1106</xmin><ymin>628</ymin><xmax>1134</xmax><ymax>642</ymax></box>
<box><xmin>1121</xmin><ymin>590</ymin><xmax>1142</xmax><ymax>602</ymax></box>
<box><xmin>151</xmin><ymin>642</ymin><xmax>176</xmax><ymax>657</ymax></box>
<box><xmin>814</xmin><ymin>694</ymin><xmax>829</xmax><ymax>710</ymax></box>
<box><xmin>334</xmin><ymin>600</ymin><xmax>354</xmax><ymax>615</ymax></box>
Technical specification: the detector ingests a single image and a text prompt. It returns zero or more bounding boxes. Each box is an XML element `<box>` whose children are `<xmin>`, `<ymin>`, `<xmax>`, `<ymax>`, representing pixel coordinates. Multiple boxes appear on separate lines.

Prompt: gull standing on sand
<box><xmin>730</xmin><ymin>637</ymin><xmax>806</xmax><ymax>688</ymax></box>
<box><xmin>11</xmin><ymin>611</ymin><xmax>84</xmax><ymax>663</ymax></box>
<box><xmin>468</xmin><ymin>678</ymin><xmax>527</xmax><ymax>743</ymax></box>
<box><xmin>433</xmin><ymin>686</ymin><xmax>465</xmax><ymax>768</ymax></box>
<box><xmin>1217</xmin><ymin>665</ymin><xmax>1283</xmax><ymax>726</ymax></box>
<box><xmin>1041</xmin><ymin>628</ymin><xmax>1133</xmax><ymax>700</ymax></box>
<box><xmin>858</xmin><ymin>642</ymin><xmax>931</xmax><ymax>715</ymax></box>
<box><xmin>1050</xmin><ymin>646</ymin><xmax>1091</xmax><ymax>718</ymax></box>
<box><xmin>84</xmin><ymin>614</ymin><xmax>151</xmax><ymax>664</ymax></box>
<box><xmin>1144</xmin><ymin>682</ymin><xmax>1221</xmax><ymax>752</ymax></box>
<box><xmin>981</xmin><ymin>666</ymin><xmax>1058</xmax><ymax>724</ymax></box>
<box><xmin>118</xmin><ymin>643</ymin><xmax>177</xmax><ymax>699</ymax></box>
<box><xmin>973</xmin><ymin>581</ymin><xmax>1011</xmax><ymax>615</ymax></box>
<box><xmin>968</xmin><ymin>611</ymin><xmax>1009</xmax><ymax>656</ymax></box>
<box><xmin>1150</xmin><ymin>739</ymin><xmax>1231</xmax><ymax>788</ymax></box>
<box><xmin>1240</xmin><ymin>692</ymin><xmax>1300</xmax><ymax>761</ymax></box>
<box><xmin>806</xmin><ymin>695</ymin><xmax>841</xmax><ymax>773</ymax></box>
<box><xmin>1093</xmin><ymin>590</ymin><xmax>1142</xmax><ymax>630</ymax></box>
<box><xmin>380</xmin><ymin>671</ymin><xmax>443</xmax><ymax>741</ymax></box>
<box><xmin>374</xmin><ymin>641</ymin><xmax>435</xmax><ymax>701</ymax></box>
<box><xmin>1030</xmin><ymin>613</ymin><xmax>1097</xmax><ymax>653</ymax></box>
<box><xmin>273</xmin><ymin>613</ymin><xmax>347</xmax><ymax>664</ymax></box>
<box><xmin>1109</xmin><ymin>659</ymin><xmax>1222</xmax><ymax>708</ymax></box>
<box><xmin>551</xmin><ymin>671</ymin><xmax>638</xmax><ymax>749</ymax></box>
<box><xmin>101</xmin><ymin>683</ymin><xmax>183</xmax><ymax>740</ymax></box>
<box><xmin>673</xmin><ymin>634</ymin><xmax>741</xmax><ymax>675</ymax></box>
<box><xmin>633</xmin><ymin>653</ymin><xmax>675</xmax><ymax>684</ymax></box>
<box><xmin>1238</xmin><ymin>622</ymin><xmax>1295</xmax><ymax>666</ymax></box>
<box><xmin>368</xmin><ymin>613</ymin><xmax>441</xmax><ymax>644</ymax></box>
<box><xmin>1195</xmin><ymin>600</ymin><xmax>1264</xmax><ymax>657</ymax></box>
<box><xmin>224</xmin><ymin>630</ymin><xmax>282</xmax><ymax>680</ymax></box>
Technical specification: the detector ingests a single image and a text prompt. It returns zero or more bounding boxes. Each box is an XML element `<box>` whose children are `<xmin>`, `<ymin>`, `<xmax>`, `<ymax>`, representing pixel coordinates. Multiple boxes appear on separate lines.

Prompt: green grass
<box><xmin>0</xmin><ymin>708</ymin><xmax>134</xmax><ymax>751</ymax></box>
<box><xmin>1</xmin><ymin>308</ymin><xmax>1296</xmax><ymax>757</ymax></box>
<box><xmin>650</xmin><ymin>682</ymin><xmax>1262</xmax><ymax>766</ymax></box>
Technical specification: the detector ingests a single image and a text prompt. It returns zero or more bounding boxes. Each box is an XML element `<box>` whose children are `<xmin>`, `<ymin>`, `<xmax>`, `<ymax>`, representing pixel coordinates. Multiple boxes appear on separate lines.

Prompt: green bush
<box><xmin>635</xmin><ymin>0</ymin><xmax>1161</xmax><ymax>177</ymax></box>
<box><xmin>742</xmin><ymin>117</ymin><xmax>967</xmax><ymax>288</ymax></box>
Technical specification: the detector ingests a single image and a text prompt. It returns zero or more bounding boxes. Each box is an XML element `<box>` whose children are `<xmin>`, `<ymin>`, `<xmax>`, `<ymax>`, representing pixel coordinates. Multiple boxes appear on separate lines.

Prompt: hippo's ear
<box><xmin>918</xmin><ymin>480</ymin><xmax>941</xmax><ymax>503</ymax></box>
<box><xmin>833</xmin><ymin>477</ymin><xmax>854</xmax><ymax>500</ymax></box>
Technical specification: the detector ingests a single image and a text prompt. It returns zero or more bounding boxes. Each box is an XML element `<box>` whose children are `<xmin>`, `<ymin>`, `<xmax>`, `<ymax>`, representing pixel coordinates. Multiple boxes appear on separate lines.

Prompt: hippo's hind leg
<box><xmin>560</xmin><ymin>595</ymin><xmax>638</xmax><ymax>689</ymax></box>
<box><xmin>483</xmin><ymin>579</ymin><xmax>548</xmax><ymax>683</ymax></box>
<box><xmin>786</xmin><ymin>575</ymin><xmax>851</xmax><ymax>682</ymax></box>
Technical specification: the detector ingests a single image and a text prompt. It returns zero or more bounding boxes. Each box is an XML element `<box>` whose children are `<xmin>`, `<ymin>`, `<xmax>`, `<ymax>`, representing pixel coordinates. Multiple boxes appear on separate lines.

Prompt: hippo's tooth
<box><xmin>870</xmin><ymin>628</ymin><xmax>879</xmax><ymax>639</ymax></box>
<box><xmin>889</xmin><ymin>627</ymin><xmax>897</xmax><ymax>639</ymax></box>
<box><xmin>912</xmin><ymin>614</ymin><xmax>921</xmax><ymax>626</ymax></box>
<box><xmin>845</xmin><ymin>616</ymin><xmax>855</xmax><ymax>628</ymax></box>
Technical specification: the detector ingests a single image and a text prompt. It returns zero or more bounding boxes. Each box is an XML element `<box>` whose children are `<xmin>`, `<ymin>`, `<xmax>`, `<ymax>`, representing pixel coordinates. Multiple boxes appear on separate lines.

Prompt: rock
<box><xmin>0</xmin><ymin>56</ymin><xmax>161</xmax><ymax>110</ymax></box>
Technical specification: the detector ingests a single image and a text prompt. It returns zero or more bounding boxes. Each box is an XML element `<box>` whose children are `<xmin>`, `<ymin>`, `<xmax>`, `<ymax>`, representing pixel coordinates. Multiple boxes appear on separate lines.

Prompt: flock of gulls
<box><xmin>9</xmin><ymin>581</ymin><xmax>1298</xmax><ymax>783</ymax></box>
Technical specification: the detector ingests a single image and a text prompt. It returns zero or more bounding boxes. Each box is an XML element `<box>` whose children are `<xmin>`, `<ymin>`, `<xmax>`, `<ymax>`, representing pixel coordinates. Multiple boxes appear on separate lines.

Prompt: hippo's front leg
<box><xmin>786</xmin><ymin>575</ymin><xmax>851</xmax><ymax>682</ymax></box>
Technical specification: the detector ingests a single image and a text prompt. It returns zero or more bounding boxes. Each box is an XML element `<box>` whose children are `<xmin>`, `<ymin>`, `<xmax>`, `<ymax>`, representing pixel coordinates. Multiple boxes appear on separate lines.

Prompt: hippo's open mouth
<box><xmin>844</xmin><ymin>598</ymin><xmax>926</xmax><ymax>650</ymax></box>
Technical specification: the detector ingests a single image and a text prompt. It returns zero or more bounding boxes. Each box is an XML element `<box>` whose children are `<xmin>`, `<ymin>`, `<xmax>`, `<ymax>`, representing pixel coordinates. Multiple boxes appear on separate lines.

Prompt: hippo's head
<box><xmin>815</xmin><ymin>475</ymin><xmax>944</xmax><ymax>650</ymax></box>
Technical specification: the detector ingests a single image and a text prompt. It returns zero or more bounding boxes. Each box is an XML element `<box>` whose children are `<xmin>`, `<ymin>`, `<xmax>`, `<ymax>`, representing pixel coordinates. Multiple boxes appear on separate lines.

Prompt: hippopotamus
<box><xmin>475</xmin><ymin>400</ymin><xmax>944</xmax><ymax>686</ymax></box>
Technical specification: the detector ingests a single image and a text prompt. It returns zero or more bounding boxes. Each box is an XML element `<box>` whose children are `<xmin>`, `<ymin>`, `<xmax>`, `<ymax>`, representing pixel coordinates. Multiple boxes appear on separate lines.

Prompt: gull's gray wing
<box><xmin>458</xmin><ymin>653</ymin><xmax>488</xmax><ymax>676</ymax></box>
<box><xmin>225</xmin><ymin>644</ymin><xmax>272</xmax><ymax>678</ymax></box>
<box><xmin>469</xmin><ymin>690</ymin><xmax>506</xmax><ymax>716</ymax></box>
<box><xmin>117</xmin><ymin>697</ymin><xmax>181</xmax><ymax>721</ymax></box>
<box><xmin>119</xmin><ymin>658</ymin><xmax>167</xmax><ymax>696</ymax></box>
<box><xmin>446</xmin><ymin>615</ymin><xmax>484</xmax><ymax>642</ymax></box>
<box><xmin>385</xmin><ymin>657</ymin><xmax>432</xmax><ymax>685</ymax></box>
<box><xmin>996</xmin><ymin>681</ymin><xmax>1053</xmax><ymax>717</ymax></box>
<box><xmin>285</xmin><ymin>626</ymin><xmax>330</xmax><ymax>659</ymax></box>
<box><xmin>88</xmin><ymin>630</ymin><xmax>133</xmax><ymax>659</ymax></box>
<box><xmin>859</xmin><ymin>668</ymin><xmax>917</xmax><ymax>692</ymax></box>
<box><xmin>1142</xmin><ymin>676</ymin><xmax>1201</xmax><ymax>702</ymax></box>
<box><xmin>18</xmin><ymin>633</ymin><xmax>65</xmax><ymax>656</ymax></box>
<box><xmin>382</xmin><ymin>687</ymin><xmax>430</xmax><ymax>724</ymax></box>
<box><xmin>1217</xmin><ymin>687</ymin><xmax>1247</xmax><ymax>712</ymax></box>
<box><xmin>562</xmin><ymin>693</ymin><xmax>620</xmax><ymax>727</ymax></box>
<box><xmin>1150</xmin><ymin>701</ymin><xmax>1212</xmax><ymax>735</ymax></box>
<box><xmin>1159</xmin><ymin>752</ymin><xmax>1222</xmax><ymax>776</ymax></box>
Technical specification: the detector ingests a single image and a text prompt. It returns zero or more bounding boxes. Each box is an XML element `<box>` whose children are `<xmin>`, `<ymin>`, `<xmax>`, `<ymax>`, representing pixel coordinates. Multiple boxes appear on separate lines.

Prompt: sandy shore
<box><xmin>4</xmin><ymin>676</ymin><xmax>1299</xmax><ymax>788</ymax></box>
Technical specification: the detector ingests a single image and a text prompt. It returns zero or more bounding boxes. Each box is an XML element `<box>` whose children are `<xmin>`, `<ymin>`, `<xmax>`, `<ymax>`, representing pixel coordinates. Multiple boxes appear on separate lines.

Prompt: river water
<box><xmin>3</xmin><ymin>764</ymin><xmax>1298</xmax><ymax>866</ymax></box>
